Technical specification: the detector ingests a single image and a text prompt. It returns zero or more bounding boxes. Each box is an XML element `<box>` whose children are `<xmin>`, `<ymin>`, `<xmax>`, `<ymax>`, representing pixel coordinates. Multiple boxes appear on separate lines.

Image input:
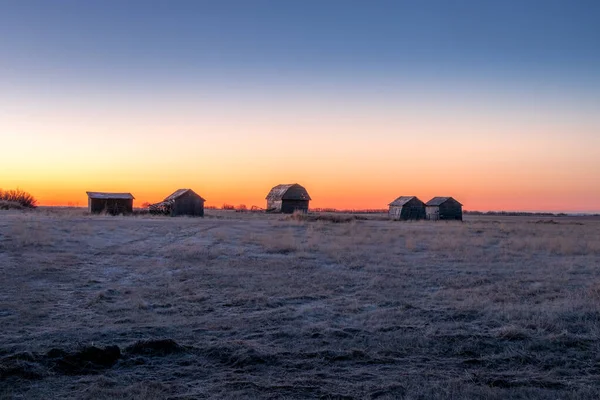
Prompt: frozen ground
<box><xmin>1</xmin><ymin>209</ymin><xmax>599</xmax><ymax>399</ymax></box>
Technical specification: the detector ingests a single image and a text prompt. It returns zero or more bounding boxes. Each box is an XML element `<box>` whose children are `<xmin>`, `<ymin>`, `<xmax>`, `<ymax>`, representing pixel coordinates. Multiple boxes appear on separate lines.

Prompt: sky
<box><xmin>1</xmin><ymin>0</ymin><xmax>599</xmax><ymax>212</ymax></box>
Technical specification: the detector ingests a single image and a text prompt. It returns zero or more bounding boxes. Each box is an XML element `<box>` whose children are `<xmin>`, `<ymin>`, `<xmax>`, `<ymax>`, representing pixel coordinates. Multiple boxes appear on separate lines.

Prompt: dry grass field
<box><xmin>1</xmin><ymin>209</ymin><xmax>600</xmax><ymax>399</ymax></box>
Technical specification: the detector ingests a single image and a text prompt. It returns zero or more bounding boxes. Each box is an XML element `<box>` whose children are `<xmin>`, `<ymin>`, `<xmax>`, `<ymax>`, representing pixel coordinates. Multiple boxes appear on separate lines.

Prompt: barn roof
<box><xmin>163</xmin><ymin>189</ymin><xmax>205</xmax><ymax>202</ymax></box>
<box><xmin>426</xmin><ymin>197</ymin><xmax>462</xmax><ymax>206</ymax></box>
<box><xmin>389</xmin><ymin>196</ymin><xmax>422</xmax><ymax>207</ymax></box>
<box><xmin>87</xmin><ymin>192</ymin><xmax>134</xmax><ymax>200</ymax></box>
<box><xmin>266</xmin><ymin>183</ymin><xmax>311</xmax><ymax>201</ymax></box>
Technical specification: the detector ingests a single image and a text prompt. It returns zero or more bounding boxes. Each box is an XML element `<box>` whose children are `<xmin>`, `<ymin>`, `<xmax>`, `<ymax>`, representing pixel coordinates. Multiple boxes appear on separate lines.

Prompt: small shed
<box><xmin>149</xmin><ymin>189</ymin><xmax>205</xmax><ymax>217</ymax></box>
<box><xmin>425</xmin><ymin>197</ymin><xmax>463</xmax><ymax>221</ymax></box>
<box><xmin>87</xmin><ymin>192</ymin><xmax>134</xmax><ymax>215</ymax></box>
<box><xmin>388</xmin><ymin>196</ymin><xmax>426</xmax><ymax>220</ymax></box>
<box><xmin>266</xmin><ymin>183</ymin><xmax>311</xmax><ymax>213</ymax></box>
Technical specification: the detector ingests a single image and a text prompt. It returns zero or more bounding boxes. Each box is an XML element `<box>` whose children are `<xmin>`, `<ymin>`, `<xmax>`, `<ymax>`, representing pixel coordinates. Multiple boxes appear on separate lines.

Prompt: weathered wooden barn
<box><xmin>425</xmin><ymin>197</ymin><xmax>463</xmax><ymax>221</ymax></box>
<box><xmin>86</xmin><ymin>192</ymin><xmax>134</xmax><ymax>215</ymax></box>
<box><xmin>266</xmin><ymin>183</ymin><xmax>311</xmax><ymax>213</ymax></box>
<box><xmin>388</xmin><ymin>196</ymin><xmax>426</xmax><ymax>220</ymax></box>
<box><xmin>149</xmin><ymin>189</ymin><xmax>205</xmax><ymax>217</ymax></box>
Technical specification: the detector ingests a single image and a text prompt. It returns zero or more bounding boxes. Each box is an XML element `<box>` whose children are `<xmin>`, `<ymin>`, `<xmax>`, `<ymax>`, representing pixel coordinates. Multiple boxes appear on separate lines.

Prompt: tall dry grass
<box><xmin>0</xmin><ymin>188</ymin><xmax>37</xmax><ymax>208</ymax></box>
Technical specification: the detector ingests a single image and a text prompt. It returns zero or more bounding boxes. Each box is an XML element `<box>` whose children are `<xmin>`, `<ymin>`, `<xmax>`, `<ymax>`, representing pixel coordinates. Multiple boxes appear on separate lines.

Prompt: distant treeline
<box><xmin>204</xmin><ymin>206</ymin><xmax>598</xmax><ymax>216</ymax></box>
<box><xmin>311</xmin><ymin>208</ymin><xmax>388</xmax><ymax>214</ymax></box>
<box><xmin>204</xmin><ymin>205</ymin><xmax>388</xmax><ymax>213</ymax></box>
<box><xmin>463</xmin><ymin>210</ymin><xmax>600</xmax><ymax>217</ymax></box>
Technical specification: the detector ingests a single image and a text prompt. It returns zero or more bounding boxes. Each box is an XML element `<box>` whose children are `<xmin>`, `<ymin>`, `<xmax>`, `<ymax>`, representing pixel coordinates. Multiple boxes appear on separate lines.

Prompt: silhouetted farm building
<box><xmin>149</xmin><ymin>189</ymin><xmax>205</xmax><ymax>217</ymax></box>
<box><xmin>425</xmin><ymin>197</ymin><xmax>463</xmax><ymax>221</ymax></box>
<box><xmin>87</xmin><ymin>192</ymin><xmax>134</xmax><ymax>215</ymax></box>
<box><xmin>266</xmin><ymin>183</ymin><xmax>311</xmax><ymax>213</ymax></box>
<box><xmin>388</xmin><ymin>196</ymin><xmax>426</xmax><ymax>220</ymax></box>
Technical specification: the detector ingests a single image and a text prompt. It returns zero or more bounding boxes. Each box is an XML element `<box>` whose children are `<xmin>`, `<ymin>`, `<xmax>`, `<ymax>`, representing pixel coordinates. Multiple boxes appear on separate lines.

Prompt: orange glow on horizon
<box><xmin>12</xmin><ymin>177</ymin><xmax>600</xmax><ymax>213</ymax></box>
<box><xmin>1</xmin><ymin>90</ymin><xmax>599</xmax><ymax>213</ymax></box>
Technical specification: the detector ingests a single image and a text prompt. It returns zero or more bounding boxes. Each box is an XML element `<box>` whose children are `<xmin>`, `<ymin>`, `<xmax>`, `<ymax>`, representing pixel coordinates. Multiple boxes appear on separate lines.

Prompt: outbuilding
<box><xmin>266</xmin><ymin>183</ymin><xmax>311</xmax><ymax>213</ymax></box>
<box><xmin>388</xmin><ymin>196</ymin><xmax>426</xmax><ymax>220</ymax></box>
<box><xmin>87</xmin><ymin>192</ymin><xmax>134</xmax><ymax>215</ymax></box>
<box><xmin>149</xmin><ymin>189</ymin><xmax>205</xmax><ymax>217</ymax></box>
<box><xmin>425</xmin><ymin>197</ymin><xmax>463</xmax><ymax>221</ymax></box>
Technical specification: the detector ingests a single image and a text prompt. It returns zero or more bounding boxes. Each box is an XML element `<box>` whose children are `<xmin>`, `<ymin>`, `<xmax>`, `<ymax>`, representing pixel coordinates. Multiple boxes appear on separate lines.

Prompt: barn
<box><xmin>266</xmin><ymin>183</ymin><xmax>311</xmax><ymax>213</ymax></box>
<box><xmin>388</xmin><ymin>196</ymin><xmax>426</xmax><ymax>220</ymax></box>
<box><xmin>87</xmin><ymin>192</ymin><xmax>134</xmax><ymax>215</ymax></box>
<box><xmin>149</xmin><ymin>189</ymin><xmax>205</xmax><ymax>217</ymax></box>
<box><xmin>425</xmin><ymin>197</ymin><xmax>463</xmax><ymax>221</ymax></box>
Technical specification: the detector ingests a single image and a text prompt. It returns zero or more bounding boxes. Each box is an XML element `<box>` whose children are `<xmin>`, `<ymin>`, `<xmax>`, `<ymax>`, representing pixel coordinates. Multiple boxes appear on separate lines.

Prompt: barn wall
<box><xmin>439</xmin><ymin>201</ymin><xmax>462</xmax><ymax>220</ymax></box>
<box><xmin>172</xmin><ymin>192</ymin><xmax>204</xmax><ymax>217</ymax></box>
<box><xmin>390</xmin><ymin>199</ymin><xmax>425</xmax><ymax>220</ymax></box>
<box><xmin>426</xmin><ymin>206</ymin><xmax>440</xmax><ymax>220</ymax></box>
<box><xmin>426</xmin><ymin>201</ymin><xmax>462</xmax><ymax>221</ymax></box>
<box><xmin>124</xmin><ymin>199</ymin><xmax>133</xmax><ymax>214</ymax></box>
<box><xmin>267</xmin><ymin>200</ymin><xmax>282</xmax><ymax>212</ymax></box>
<box><xmin>90</xmin><ymin>198</ymin><xmax>107</xmax><ymax>213</ymax></box>
<box><xmin>280</xmin><ymin>199</ymin><xmax>309</xmax><ymax>214</ymax></box>
<box><xmin>389</xmin><ymin>206</ymin><xmax>401</xmax><ymax>219</ymax></box>
<box><xmin>89</xmin><ymin>198</ymin><xmax>133</xmax><ymax>214</ymax></box>
<box><xmin>403</xmin><ymin>198</ymin><xmax>426</xmax><ymax>220</ymax></box>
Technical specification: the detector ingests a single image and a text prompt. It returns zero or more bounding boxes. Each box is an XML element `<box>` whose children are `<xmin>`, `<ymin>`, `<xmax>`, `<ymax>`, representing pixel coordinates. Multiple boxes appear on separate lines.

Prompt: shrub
<box><xmin>0</xmin><ymin>200</ymin><xmax>24</xmax><ymax>210</ymax></box>
<box><xmin>0</xmin><ymin>188</ymin><xmax>37</xmax><ymax>208</ymax></box>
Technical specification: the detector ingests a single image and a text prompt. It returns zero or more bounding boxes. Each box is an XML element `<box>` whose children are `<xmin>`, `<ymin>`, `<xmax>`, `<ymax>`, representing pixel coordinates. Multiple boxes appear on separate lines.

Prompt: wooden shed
<box><xmin>425</xmin><ymin>197</ymin><xmax>463</xmax><ymax>221</ymax></box>
<box><xmin>87</xmin><ymin>192</ymin><xmax>134</xmax><ymax>215</ymax></box>
<box><xmin>388</xmin><ymin>196</ymin><xmax>426</xmax><ymax>220</ymax></box>
<box><xmin>266</xmin><ymin>183</ymin><xmax>311</xmax><ymax>213</ymax></box>
<box><xmin>149</xmin><ymin>189</ymin><xmax>205</xmax><ymax>217</ymax></box>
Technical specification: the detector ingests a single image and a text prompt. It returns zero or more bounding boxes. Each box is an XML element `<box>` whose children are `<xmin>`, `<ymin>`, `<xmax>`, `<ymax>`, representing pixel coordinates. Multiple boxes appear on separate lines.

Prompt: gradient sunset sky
<box><xmin>1</xmin><ymin>1</ymin><xmax>599</xmax><ymax>211</ymax></box>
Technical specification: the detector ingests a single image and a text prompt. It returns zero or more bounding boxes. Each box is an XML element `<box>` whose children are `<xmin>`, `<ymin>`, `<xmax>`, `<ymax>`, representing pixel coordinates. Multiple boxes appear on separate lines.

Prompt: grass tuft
<box><xmin>0</xmin><ymin>188</ymin><xmax>37</xmax><ymax>208</ymax></box>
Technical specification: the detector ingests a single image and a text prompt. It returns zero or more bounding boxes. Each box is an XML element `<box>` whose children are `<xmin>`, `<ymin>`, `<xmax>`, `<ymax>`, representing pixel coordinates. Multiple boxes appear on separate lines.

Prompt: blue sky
<box><xmin>2</xmin><ymin>0</ymin><xmax>599</xmax><ymax>86</ymax></box>
<box><xmin>2</xmin><ymin>0</ymin><xmax>599</xmax><ymax>125</ymax></box>
<box><xmin>1</xmin><ymin>1</ymin><xmax>599</xmax><ymax>211</ymax></box>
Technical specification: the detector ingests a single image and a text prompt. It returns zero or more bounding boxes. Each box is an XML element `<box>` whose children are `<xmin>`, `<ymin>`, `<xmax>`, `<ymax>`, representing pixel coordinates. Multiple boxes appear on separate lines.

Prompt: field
<box><xmin>1</xmin><ymin>209</ymin><xmax>600</xmax><ymax>399</ymax></box>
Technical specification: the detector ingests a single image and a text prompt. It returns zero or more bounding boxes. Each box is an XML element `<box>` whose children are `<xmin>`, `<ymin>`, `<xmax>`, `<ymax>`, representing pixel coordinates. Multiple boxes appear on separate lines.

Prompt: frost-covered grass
<box><xmin>1</xmin><ymin>210</ymin><xmax>599</xmax><ymax>399</ymax></box>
